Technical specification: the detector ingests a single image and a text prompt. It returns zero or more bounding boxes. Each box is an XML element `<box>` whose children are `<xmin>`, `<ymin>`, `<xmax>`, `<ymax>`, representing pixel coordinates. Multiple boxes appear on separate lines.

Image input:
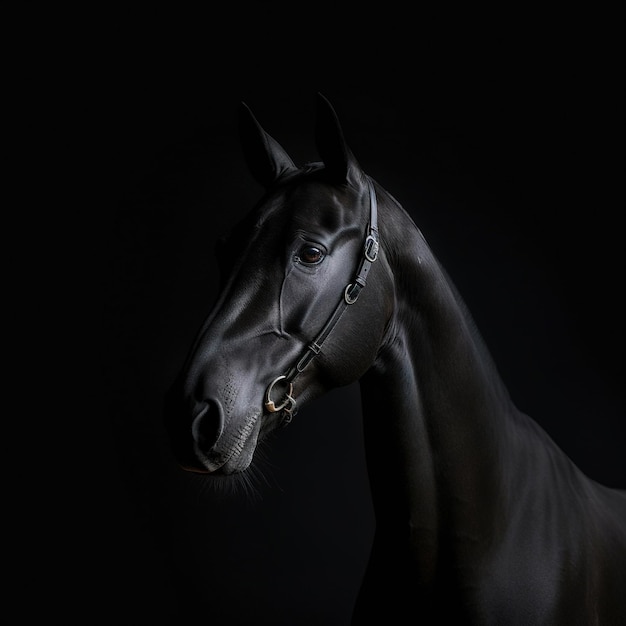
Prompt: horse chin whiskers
<box><xmin>197</xmin><ymin>470</ymin><xmax>260</xmax><ymax>502</ymax></box>
<box><xmin>189</xmin><ymin>445</ymin><xmax>279</xmax><ymax>504</ymax></box>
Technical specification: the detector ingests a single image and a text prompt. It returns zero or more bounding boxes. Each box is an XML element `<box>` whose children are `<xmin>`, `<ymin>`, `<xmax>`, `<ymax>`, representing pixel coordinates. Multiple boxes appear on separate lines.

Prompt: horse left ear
<box><xmin>315</xmin><ymin>92</ymin><xmax>365</xmax><ymax>188</ymax></box>
<box><xmin>239</xmin><ymin>101</ymin><xmax>297</xmax><ymax>188</ymax></box>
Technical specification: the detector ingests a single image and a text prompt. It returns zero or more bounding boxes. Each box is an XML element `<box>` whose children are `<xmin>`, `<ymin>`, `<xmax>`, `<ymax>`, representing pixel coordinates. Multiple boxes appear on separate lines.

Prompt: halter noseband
<box><xmin>264</xmin><ymin>176</ymin><xmax>380</xmax><ymax>425</ymax></box>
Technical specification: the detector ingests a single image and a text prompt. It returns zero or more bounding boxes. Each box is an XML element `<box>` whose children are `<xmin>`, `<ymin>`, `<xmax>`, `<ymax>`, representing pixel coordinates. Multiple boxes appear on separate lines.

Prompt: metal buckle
<box><xmin>364</xmin><ymin>234</ymin><xmax>379</xmax><ymax>262</ymax></box>
<box><xmin>280</xmin><ymin>402</ymin><xmax>297</xmax><ymax>427</ymax></box>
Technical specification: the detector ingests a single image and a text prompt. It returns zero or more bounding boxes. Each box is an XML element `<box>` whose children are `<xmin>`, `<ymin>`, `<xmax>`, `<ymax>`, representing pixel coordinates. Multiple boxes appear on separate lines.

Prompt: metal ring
<box><xmin>344</xmin><ymin>283</ymin><xmax>359</xmax><ymax>305</ymax></box>
<box><xmin>264</xmin><ymin>375</ymin><xmax>294</xmax><ymax>413</ymax></box>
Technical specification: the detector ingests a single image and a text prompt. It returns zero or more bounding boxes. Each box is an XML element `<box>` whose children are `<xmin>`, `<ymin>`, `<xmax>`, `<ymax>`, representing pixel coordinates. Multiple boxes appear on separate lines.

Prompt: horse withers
<box><xmin>165</xmin><ymin>94</ymin><xmax>626</xmax><ymax>625</ymax></box>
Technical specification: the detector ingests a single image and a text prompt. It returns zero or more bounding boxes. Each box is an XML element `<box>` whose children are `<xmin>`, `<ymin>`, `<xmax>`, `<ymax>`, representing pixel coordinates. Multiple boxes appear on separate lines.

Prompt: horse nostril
<box><xmin>191</xmin><ymin>399</ymin><xmax>224</xmax><ymax>452</ymax></box>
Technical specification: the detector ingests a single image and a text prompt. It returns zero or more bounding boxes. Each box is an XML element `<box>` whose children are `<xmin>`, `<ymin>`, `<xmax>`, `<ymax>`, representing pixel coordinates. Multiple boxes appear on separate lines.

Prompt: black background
<box><xmin>18</xmin><ymin>5</ymin><xmax>623</xmax><ymax>625</ymax></box>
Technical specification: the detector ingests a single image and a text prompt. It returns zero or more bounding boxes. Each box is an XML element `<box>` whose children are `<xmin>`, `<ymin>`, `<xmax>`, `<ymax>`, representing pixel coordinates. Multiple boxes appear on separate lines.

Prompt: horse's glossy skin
<box><xmin>165</xmin><ymin>95</ymin><xmax>626</xmax><ymax>624</ymax></box>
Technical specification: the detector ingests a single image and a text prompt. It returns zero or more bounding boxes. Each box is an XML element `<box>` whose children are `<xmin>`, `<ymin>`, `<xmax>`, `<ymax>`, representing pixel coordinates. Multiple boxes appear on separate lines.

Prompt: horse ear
<box><xmin>314</xmin><ymin>92</ymin><xmax>364</xmax><ymax>187</ymax></box>
<box><xmin>239</xmin><ymin>102</ymin><xmax>297</xmax><ymax>188</ymax></box>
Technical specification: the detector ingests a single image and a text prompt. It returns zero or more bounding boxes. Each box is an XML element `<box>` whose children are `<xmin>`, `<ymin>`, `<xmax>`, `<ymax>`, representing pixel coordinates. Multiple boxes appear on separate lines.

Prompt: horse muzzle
<box><xmin>165</xmin><ymin>386</ymin><xmax>264</xmax><ymax>475</ymax></box>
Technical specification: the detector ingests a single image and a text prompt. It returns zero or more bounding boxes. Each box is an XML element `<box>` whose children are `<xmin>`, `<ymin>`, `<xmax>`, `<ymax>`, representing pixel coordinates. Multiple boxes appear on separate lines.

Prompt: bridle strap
<box><xmin>265</xmin><ymin>176</ymin><xmax>380</xmax><ymax>424</ymax></box>
<box><xmin>285</xmin><ymin>176</ymin><xmax>378</xmax><ymax>382</ymax></box>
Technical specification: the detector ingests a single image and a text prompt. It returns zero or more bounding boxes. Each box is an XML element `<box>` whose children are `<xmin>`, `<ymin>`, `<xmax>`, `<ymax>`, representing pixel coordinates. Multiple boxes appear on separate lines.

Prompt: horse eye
<box><xmin>296</xmin><ymin>244</ymin><xmax>324</xmax><ymax>265</ymax></box>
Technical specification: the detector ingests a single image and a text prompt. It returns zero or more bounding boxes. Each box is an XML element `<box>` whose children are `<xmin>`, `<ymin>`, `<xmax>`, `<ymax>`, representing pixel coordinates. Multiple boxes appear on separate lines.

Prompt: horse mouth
<box><xmin>178</xmin><ymin>460</ymin><xmax>242</xmax><ymax>476</ymax></box>
<box><xmin>178</xmin><ymin>464</ymin><xmax>211</xmax><ymax>474</ymax></box>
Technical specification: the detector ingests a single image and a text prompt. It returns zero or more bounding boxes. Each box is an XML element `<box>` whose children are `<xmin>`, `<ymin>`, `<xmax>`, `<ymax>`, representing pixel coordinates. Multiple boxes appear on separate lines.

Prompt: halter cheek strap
<box><xmin>264</xmin><ymin>176</ymin><xmax>380</xmax><ymax>425</ymax></box>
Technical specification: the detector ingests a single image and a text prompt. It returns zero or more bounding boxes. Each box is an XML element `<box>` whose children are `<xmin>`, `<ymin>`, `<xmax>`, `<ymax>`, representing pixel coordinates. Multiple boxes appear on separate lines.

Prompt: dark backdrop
<box><xmin>22</xmin><ymin>6</ymin><xmax>623</xmax><ymax>625</ymax></box>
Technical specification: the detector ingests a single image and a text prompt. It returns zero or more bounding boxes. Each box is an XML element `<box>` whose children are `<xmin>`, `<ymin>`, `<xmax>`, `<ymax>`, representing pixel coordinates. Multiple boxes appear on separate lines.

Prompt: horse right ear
<box><xmin>238</xmin><ymin>102</ymin><xmax>297</xmax><ymax>188</ymax></box>
<box><xmin>314</xmin><ymin>92</ymin><xmax>364</xmax><ymax>188</ymax></box>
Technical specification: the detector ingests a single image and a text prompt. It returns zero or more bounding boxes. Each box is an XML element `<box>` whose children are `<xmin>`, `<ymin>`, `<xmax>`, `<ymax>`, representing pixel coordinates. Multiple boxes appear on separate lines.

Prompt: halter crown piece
<box><xmin>264</xmin><ymin>176</ymin><xmax>380</xmax><ymax>425</ymax></box>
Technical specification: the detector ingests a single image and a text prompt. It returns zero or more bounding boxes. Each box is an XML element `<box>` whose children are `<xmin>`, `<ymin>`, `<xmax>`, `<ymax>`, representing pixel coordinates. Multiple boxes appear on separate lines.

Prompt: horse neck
<box><xmin>359</xmin><ymin>196</ymin><xmax>518</xmax><ymax>566</ymax></box>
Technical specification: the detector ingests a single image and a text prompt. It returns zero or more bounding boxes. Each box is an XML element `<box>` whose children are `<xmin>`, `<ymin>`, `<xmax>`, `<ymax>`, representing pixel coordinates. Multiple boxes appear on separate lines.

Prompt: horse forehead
<box><xmin>282</xmin><ymin>181</ymin><xmax>360</xmax><ymax>231</ymax></box>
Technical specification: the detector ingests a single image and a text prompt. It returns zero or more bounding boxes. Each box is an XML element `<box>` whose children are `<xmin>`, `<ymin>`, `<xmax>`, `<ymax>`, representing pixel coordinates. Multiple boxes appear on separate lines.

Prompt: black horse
<box><xmin>165</xmin><ymin>94</ymin><xmax>626</xmax><ymax>625</ymax></box>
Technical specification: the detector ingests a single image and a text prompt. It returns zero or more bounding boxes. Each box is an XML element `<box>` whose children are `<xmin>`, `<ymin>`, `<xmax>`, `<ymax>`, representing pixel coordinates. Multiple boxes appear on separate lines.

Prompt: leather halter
<box><xmin>264</xmin><ymin>176</ymin><xmax>380</xmax><ymax>425</ymax></box>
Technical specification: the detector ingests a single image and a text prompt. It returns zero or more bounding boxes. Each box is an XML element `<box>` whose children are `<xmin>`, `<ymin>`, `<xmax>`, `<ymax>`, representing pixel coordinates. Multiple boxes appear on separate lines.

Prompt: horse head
<box><xmin>165</xmin><ymin>94</ymin><xmax>394</xmax><ymax>475</ymax></box>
